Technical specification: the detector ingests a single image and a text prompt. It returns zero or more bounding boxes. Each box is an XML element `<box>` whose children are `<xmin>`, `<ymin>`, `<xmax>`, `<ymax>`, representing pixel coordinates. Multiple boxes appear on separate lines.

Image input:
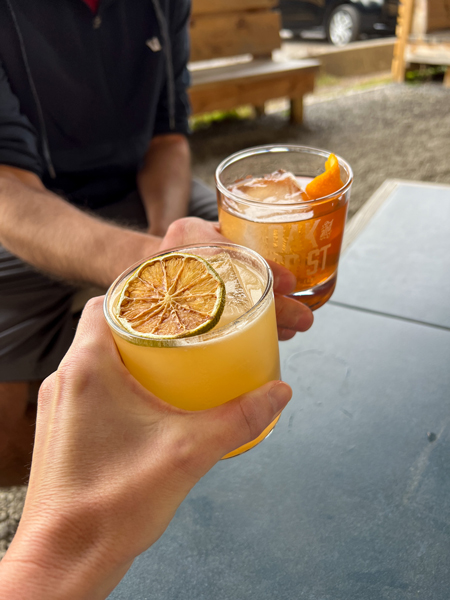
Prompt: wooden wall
<box><xmin>190</xmin><ymin>0</ymin><xmax>281</xmax><ymax>62</ymax></box>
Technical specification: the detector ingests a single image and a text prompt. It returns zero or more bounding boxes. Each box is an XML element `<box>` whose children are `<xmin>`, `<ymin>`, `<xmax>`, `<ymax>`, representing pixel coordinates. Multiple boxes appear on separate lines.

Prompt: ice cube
<box><xmin>209</xmin><ymin>253</ymin><xmax>253</xmax><ymax>326</ymax></box>
<box><xmin>229</xmin><ymin>170</ymin><xmax>306</xmax><ymax>204</ymax></box>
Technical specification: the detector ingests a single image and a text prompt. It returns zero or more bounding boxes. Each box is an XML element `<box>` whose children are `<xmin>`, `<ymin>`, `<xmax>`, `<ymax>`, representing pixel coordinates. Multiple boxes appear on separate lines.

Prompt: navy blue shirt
<box><xmin>0</xmin><ymin>0</ymin><xmax>191</xmax><ymax>207</ymax></box>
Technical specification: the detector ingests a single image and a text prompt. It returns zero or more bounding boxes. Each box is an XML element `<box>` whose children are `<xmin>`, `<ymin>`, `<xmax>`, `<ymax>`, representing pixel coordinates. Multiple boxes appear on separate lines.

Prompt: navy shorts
<box><xmin>0</xmin><ymin>179</ymin><xmax>218</xmax><ymax>381</ymax></box>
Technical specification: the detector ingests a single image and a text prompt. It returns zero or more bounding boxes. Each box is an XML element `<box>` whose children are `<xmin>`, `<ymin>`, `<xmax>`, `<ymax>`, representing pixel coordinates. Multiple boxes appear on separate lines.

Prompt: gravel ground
<box><xmin>1</xmin><ymin>81</ymin><xmax>449</xmax><ymax>559</ymax></box>
<box><xmin>191</xmin><ymin>82</ymin><xmax>450</xmax><ymax>219</ymax></box>
<box><xmin>0</xmin><ymin>487</ymin><xmax>26</xmax><ymax>559</ymax></box>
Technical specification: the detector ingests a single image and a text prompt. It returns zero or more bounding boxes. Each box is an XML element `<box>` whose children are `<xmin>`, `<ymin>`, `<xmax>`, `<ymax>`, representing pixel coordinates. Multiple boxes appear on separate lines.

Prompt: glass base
<box><xmin>291</xmin><ymin>272</ymin><xmax>337</xmax><ymax>311</ymax></box>
<box><xmin>221</xmin><ymin>413</ymin><xmax>281</xmax><ymax>459</ymax></box>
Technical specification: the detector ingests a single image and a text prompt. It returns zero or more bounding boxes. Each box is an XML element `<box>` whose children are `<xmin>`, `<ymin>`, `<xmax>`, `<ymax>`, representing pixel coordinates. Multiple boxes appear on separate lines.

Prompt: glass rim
<box><xmin>103</xmin><ymin>242</ymin><xmax>274</xmax><ymax>348</ymax></box>
<box><xmin>215</xmin><ymin>144</ymin><xmax>353</xmax><ymax>208</ymax></box>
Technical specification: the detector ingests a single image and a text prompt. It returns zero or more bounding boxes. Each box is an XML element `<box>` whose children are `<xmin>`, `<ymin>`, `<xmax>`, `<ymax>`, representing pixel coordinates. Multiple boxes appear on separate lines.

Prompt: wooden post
<box><xmin>392</xmin><ymin>0</ymin><xmax>415</xmax><ymax>82</ymax></box>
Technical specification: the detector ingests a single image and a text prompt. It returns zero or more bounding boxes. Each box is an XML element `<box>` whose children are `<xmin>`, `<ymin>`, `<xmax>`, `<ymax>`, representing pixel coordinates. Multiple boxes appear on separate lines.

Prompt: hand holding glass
<box><xmin>104</xmin><ymin>243</ymin><xmax>281</xmax><ymax>459</ymax></box>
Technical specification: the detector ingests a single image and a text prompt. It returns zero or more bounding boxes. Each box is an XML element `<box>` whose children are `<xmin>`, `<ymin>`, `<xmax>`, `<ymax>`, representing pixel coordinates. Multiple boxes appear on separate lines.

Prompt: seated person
<box><xmin>0</xmin><ymin>1</ymin><xmax>217</xmax><ymax>461</ymax></box>
<box><xmin>0</xmin><ymin>0</ymin><xmax>313</xmax><ymax>484</ymax></box>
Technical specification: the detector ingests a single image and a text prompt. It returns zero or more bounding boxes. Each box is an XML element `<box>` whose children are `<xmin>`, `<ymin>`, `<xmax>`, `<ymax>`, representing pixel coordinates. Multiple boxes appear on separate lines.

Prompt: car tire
<box><xmin>326</xmin><ymin>4</ymin><xmax>361</xmax><ymax>46</ymax></box>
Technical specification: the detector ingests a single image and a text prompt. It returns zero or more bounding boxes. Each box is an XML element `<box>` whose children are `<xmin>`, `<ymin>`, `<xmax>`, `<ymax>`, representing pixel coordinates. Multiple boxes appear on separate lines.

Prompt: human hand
<box><xmin>0</xmin><ymin>298</ymin><xmax>292</xmax><ymax>600</ymax></box>
<box><xmin>267</xmin><ymin>260</ymin><xmax>314</xmax><ymax>340</ymax></box>
<box><xmin>159</xmin><ymin>217</ymin><xmax>313</xmax><ymax>340</ymax></box>
<box><xmin>158</xmin><ymin>216</ymin><xmax>224</xmax><ymax>250</ymax></box>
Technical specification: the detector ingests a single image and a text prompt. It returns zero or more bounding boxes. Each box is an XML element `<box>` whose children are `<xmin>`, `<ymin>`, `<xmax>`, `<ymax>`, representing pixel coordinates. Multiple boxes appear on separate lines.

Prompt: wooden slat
<box><xmin>427</xmin><ymin>0</ymin><xmax>450</xmax><ymax>31</ymax></box>
<box><xmin>190</xmin><ymin>58</ymin><xmax>319</xmax><ymax>85</ymax></box>
<box><xmin>191</xmin><ymin>0</ymin><xmax>278</xmax><ymax>16</ymax></box>
<box><xmin>419</xmin><ymin>28</ymin><xmax>450</xmax><ymax>41</ymax></box>
<box><xmin>189</xmin><ymin>61</ymin><xmax>317</xmax><ymax>115</ymax></box>
<box><xmin>190</xmin><ymin>11</ymin><xmax>281</xmax><ymax>61</ymax></box>
<box><xmin>411</xmin><ymin>0</ymin><xmax>427</xmax><ymax>36</ymax></box>
<box><xmin>410</xmin><ymin>0</ymin><xmax>450</xmax><ymax>35</ymax></box>
<box><xmin>405</xmin><ymin>40</ymin><xmax>450</xmax><ymax>63</ymax></box>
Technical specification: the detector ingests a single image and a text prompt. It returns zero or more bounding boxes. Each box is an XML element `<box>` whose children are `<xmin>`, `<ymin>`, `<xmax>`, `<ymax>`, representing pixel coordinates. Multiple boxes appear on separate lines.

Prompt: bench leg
<box><xmin>444</xmin><ymin>67</ymin><xmax>450</xmax><ymax>89</ymax></box>
<box><xmin>290</xmin><ymin>97</ymin><xmax>304</xmax><ymax>124</ymax></box>
<box><xmin>254</xmin><ymin>104</ymin><xmax>265</xmax><ymax>118</ymax></box>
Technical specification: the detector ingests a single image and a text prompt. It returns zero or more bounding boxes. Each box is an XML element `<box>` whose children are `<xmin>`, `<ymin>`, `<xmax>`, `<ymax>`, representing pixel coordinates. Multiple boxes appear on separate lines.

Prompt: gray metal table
<box><xmin>109</xmin><ymin>181</ymin><xmax>450</xmax><ymax>600</ymax></box>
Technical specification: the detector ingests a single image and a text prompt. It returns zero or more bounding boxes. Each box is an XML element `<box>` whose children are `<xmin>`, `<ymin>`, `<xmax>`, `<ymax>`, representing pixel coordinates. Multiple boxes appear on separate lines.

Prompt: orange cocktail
<box><xmin>104</xmin><ymin>243</ymin><xmax>281</xmax><ymax>459</ymax></box>
<box><xmin>216</xmin><ymin>146</ymin><xmax>353</xmax><ymax>310</ymax></box>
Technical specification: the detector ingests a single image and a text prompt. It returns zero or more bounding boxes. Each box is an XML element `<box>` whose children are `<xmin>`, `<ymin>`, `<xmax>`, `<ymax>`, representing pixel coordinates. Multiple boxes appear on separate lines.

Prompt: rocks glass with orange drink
<box><xmin>216</xmin><ymin>146</ymin><xmax>353</xmax><ymax>310</ymax></box>
<box><xmin>104</xmin><ymin>243</ymin><xmax>281</xmax><ymax>459</ymax></box>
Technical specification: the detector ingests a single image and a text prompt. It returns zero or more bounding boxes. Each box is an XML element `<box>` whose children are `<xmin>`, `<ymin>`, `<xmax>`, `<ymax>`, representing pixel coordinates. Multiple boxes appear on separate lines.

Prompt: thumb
<box><xmin>196</xmin><ymin>381</ymin><xmax>292</xmax><ymax>461</ymax></box>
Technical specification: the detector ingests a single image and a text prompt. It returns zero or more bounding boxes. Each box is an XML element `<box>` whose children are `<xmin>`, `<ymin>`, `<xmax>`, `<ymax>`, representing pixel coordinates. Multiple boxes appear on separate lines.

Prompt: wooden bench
<box><xmin>188</xmin><ymin>0</ymin><xmax>320</xmax><ymax>123</ymax></box>
<box><xmin>392</xmin><ymin>0</ymin><xmax>450</xmax><ymax>87</ymax></box>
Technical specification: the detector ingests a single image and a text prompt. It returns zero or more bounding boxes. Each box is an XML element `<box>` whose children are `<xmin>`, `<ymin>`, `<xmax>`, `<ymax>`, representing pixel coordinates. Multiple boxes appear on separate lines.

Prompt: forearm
<box><xmin>0</xmin><ymin>522</ymin><xmax>131</xmax><ymax>600</ymax></box>
<box><xmin>137</xmin><ymin>134</ymin><xmax>191</xmax><ymax>236</ymax></box>
<box><xmin>0</xmin><ymin>167</ymin><xmax>161</xmax><ymax>287</ymax></box>
<box><xmin>0</xmin><ymin>295</ymin><xmax>294</xmax><ymax>599</ymax></box>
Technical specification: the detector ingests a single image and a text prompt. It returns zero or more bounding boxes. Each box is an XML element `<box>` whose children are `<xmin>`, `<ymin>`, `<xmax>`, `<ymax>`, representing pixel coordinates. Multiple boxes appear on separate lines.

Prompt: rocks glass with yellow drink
<box><xmin>216</xmin><ymin>145</ymin><xmax>353</xmax><ymax>310</ymax></box>
<box><xmin>104</xmin><ymin>243</ymin><xmax>281</xmax><ymax>459</ymax></box>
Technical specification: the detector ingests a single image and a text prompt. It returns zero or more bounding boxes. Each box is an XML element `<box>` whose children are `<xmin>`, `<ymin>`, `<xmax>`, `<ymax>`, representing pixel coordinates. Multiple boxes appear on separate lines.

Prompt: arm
<box><xmin>0</xmin><ymin>166</ymin><xmax>313</xmax><ymax>337</ymax></box>
<box><xmin>137</xmin><ymin>0</ymin><xmax>192</xmax><ymax>236</ymax></box>
<box><xmin>0</xmin><ymin>297</ymin><xmax>292</xmax><ymax>600</ymax></box>
<box><xmin>0</xmin><ymin>165</ymin><xmax>161</xmax><ymax>287</ymax></box>
<box><xmin>137</xmin><ymin>133</ymin><xmax>191</xmax><ymax>237</ymax></box>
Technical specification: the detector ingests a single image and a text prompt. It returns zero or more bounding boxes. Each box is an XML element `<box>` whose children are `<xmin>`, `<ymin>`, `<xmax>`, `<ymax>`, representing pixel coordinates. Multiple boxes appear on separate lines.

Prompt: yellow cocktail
<box><xmin>104</xmin><ymin>243</ymin><xmax>281</xmax><ymax>458</ymax></box>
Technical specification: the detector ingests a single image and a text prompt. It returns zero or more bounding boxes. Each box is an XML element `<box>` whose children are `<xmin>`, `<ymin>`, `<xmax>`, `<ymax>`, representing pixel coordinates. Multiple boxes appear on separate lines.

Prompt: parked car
<box><xmin>279</xmin><ymin>0</ymin><xmax>398</xmax><ymax>46</ymax></box>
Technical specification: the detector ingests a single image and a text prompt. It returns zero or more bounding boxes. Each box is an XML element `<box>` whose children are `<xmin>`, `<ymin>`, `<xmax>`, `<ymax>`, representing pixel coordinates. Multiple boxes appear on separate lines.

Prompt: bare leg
<box><xmin>0</xmin><ymin>382</ymin><xmax>38</xmax><ymax>487</ymax></box>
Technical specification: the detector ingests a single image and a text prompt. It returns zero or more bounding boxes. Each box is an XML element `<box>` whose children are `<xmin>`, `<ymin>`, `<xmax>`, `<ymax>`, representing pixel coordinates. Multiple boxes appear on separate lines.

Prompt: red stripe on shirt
<box><xmin>82</xmin><ymin>0</ymin><xmax>100</xmax><ymax>13</ymax></box>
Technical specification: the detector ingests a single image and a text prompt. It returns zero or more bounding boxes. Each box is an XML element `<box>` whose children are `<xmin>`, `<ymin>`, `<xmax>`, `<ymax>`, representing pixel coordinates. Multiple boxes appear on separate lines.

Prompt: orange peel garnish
<box><xmin>305</xmin><ymin>153</ymin><xmax>344</xmax><ymax>200</ymax></box>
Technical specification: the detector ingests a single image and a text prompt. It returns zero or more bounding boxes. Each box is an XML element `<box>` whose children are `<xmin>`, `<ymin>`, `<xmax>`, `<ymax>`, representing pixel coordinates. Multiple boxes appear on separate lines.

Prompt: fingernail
<box><xmin>268</xmin><ymin>382</ymin><xmax>292</xmax><ymax>413</ymax></box>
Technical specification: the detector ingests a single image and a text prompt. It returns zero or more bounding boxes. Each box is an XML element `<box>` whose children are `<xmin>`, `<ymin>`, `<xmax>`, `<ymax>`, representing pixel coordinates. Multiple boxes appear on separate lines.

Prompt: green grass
<box><xmin>405</xmin><ymin>65</ymin><xmax>447</xmax><ymax>83</ymax></box>
<box><xmin>316</xmin><ymin>72</ymin><xmax>393</xmax><ymax>92</ymax></box>
<box><xmin>346</xmin><ymin>74</ymin><xmax>393</xmax><ymax>92</ymax></box>
<box><xmin>316</xmin><ymin>74</ymin><xmax>341</xmax><ymax>87</ymax></box>
<box><xmin>189</xmin><ymin>106</ymin><xmax>254</xmax><ymax>131</ymax></box>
